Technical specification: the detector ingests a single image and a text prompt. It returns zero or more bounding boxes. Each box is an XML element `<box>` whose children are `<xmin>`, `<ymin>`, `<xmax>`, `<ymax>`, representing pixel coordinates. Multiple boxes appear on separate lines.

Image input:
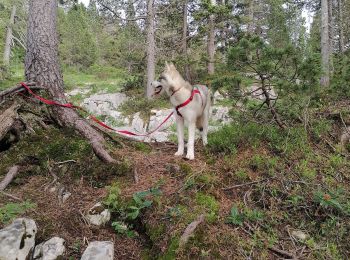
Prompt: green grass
<box><xmin>0</xmin><ymin>201</ymin><xmax>36</xmax><ymax>224</ymax></box>
<box><xmin>0</xmin><ymin>64</ymin><xmax>24</xmax><ymax>90</ymax></box>
<box><xmin>0</xmin><ymin>64</ymin><xmax>126</xmax><ymax>94</ymax></box>
<box><xmin>63</xmin><ymin>65</ymin><xmax>126</xmax><ymax>92</ymax></box>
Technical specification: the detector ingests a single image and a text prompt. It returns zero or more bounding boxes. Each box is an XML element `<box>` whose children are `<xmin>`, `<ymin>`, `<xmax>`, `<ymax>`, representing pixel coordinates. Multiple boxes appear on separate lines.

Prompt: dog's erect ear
<box><xmin>169</xmin><ymin>63</ymin><xmax>176</xmax><ymax>70</ymax></box>
<box><xmin>165</xmin><ymin>61</ymin><xmax>170</xmax><ymax>70</ymax></box>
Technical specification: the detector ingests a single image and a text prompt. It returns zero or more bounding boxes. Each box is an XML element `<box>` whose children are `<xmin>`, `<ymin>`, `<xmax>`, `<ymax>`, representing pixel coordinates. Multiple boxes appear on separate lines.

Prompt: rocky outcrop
<box><xmin>0</xmin><ymin>218</ymin><xmax>37</xmax><ymax>260</ymax></box>
<box><xmin>82</xmin><ymin>93</ymin><xmax>128</xmax><ymax>116</ymax></box>
<box><xmin>81</xmin><ymin>241</ymin><xmax>114</xmax><ymax>260</ymax></box>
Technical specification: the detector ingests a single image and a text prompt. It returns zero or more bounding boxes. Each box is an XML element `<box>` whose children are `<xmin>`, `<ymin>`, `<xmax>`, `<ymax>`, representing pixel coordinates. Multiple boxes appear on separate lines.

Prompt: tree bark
<box><xmin>3</xmin><ymin>5</ymin><xmax>16</xmax><ymax>66</ymax></box>
<box><xmin>320</xmin><ymin>0</ymin><xmax>330</xmax><ymax>87</ymax></box>
<box><xmin>182</xmin><ymin>0</ymin><xmax>191</xmax><ymax>81</ymax></box>
<box><xmin>25</xmin><ymin>0</ymin><xmax>115</xmax><ymax>163</ymax></box>
<box><xmin>146</xmin><ymin>0</ymin><xmax>156</xmax><ymax>99</ymax></box>
<box><xmin>207</xmin><ymin>0</ymin><xmax>216</xmax><ymax>75</ymax></box>
<box><xmin>328</xmin><ymin>0</ymin><xmax>334</xmax><ymax>73</ymax></box>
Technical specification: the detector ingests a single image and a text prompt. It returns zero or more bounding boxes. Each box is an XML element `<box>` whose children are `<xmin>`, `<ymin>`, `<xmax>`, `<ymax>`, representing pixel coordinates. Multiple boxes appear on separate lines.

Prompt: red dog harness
<box><xmin>175</xmin><ymin>86</ymin><xmax>202</xmax><ymax>117</ymax></box>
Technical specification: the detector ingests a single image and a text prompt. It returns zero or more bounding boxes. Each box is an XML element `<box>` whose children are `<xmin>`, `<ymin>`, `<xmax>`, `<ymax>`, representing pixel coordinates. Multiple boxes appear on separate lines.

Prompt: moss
<box><xmin>159</xmin><ymin>237</ymin><xmax>180</xmax><ymax>260</ymax></box>
<box><xmin>133</xmin><ymin>142</ymin><xmax>152</xmax><ymax>154</ymax></box>
<box><xmin>179</xmin><ymin>163</ymin><xmax>192</xmax><ymax>175</ymax></box>
<box><xmin>195</xmin><ymin>192</ymin><xmax>219</xmax><ymax>223</ymax></box>
<box><xmin>146</xmin><ymin>222</ymin><xmax>166</xmax><ymax>242</ymax></box>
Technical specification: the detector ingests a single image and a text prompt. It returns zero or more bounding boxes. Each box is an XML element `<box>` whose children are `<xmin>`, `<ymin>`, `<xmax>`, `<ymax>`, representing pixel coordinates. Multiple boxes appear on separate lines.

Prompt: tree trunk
<box><xmin>25</xmin><ymin>0</ymin><xmax>115</xmax><ymax>163</ymax></box>
<box><xmin>328</xmin><ymin>0</ymin><xmax>334</xmax><ymax>74</ymax></box>
<box><xmin>3</xmin><ymin>5</ymin><xmax>16</xmax><ymax>66</ymax></box>
<box><xmin>338</xmin><ymin>0</ymin><xmax>345</xmax><ymax>53</ymax></box>
<box><xmin>320</xmin><ymin>0</ymin><xmax>330</xmax><ymax>87</ymax></box>
<box><xmin>182</xmin><ymin>0</ymin><xmax>191</xmax><ymax>82</ymax></box>
<box><xmin>146</xmin><ymin>0</ymin><xmax>155</xmax><ymax>99</ymax></box>
<box><xmin>207</xmin><ymin>0</ymin><xmax>216</xmax><ymax>75</ymax></box>
<box><xmin>247</xmin><ymin>0</ymin><xmax>254</xmax><ymax>35</ymax></box>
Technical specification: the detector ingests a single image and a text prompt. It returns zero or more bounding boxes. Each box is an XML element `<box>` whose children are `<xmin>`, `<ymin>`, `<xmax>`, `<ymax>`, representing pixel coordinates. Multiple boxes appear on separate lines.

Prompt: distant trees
<box><xmin>320</xmin><ymin>0</ymin><xmax>330</xmax><ymax>87</ymax></box>
<box><xmin>3</xmin><ymin>5</ymin><xmax>16</xmax><ymax>66</ymax></box>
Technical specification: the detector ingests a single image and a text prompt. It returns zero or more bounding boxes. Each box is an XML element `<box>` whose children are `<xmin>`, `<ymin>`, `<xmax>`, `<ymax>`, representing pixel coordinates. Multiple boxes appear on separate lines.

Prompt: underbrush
<box><xmin>203</xmin><ymin>116</ymin><xmax>350</xmax><ymax>258</ymax></box>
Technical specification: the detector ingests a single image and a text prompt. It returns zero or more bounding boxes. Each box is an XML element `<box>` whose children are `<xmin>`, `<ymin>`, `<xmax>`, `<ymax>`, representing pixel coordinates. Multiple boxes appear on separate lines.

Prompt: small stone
<box><xmin>33</xmin><ymin>237</ymin><xmax>65</xmax><ymax>260</ymax></box>
<box><xmin>81</xmin><ymin>241</ymin><xmax>114</xmax><ymax>260</ymax></box>
<box><xmin>62</xmin><ymin>192</ymin><xmax>72</xmax><ymax>203</ymax></box>
<box><xmin>291</xmin><ymin>230</ymin><xmax>308</xmax><ymax>241</ymax></box>
<box><xmin>85</xmin><ymin>203</ymin><xmax>111</xmax><ymax>226</ymax></box>
<box><xmin>0</xmin><ymin>218</ymin><xmax>37</xmax><ymax>260</ymax></box>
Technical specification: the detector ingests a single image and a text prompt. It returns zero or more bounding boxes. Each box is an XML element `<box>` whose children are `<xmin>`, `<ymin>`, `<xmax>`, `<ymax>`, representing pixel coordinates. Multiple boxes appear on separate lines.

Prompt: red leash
<box><xmin>19</xmin><ymin>82</ymin><xmax>174</xmax><ymax>137</ymax></box>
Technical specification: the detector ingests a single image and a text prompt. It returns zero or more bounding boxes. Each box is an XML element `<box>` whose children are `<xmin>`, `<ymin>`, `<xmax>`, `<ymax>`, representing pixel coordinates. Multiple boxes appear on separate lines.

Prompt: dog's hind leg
<box><xmin>175</xmin><ymin>115</ymin><xmax>185</xmax><ymax>156</ymax></box>
<box><xmin>186</xmin><ymin>121</ymin><xmax>196</xmax><ymax>160</ymax></box>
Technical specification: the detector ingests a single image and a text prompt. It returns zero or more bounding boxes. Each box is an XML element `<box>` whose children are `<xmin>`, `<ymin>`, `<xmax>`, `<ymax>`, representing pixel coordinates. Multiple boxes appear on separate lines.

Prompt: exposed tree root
<box><xmin>0</xmin><ymin>82</ymin><xmax>42</xmax><ymax>101</ymax></box>
<box><xmin>1</xmin><ymin>83</ymin><xmax>116</xmax><ymax>163</ymax></box>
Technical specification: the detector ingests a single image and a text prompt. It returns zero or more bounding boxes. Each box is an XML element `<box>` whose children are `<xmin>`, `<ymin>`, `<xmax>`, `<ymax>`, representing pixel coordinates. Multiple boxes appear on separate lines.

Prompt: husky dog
<box><xmin>151</xmin><ymin>63</ymin><xmax>210</xmax><ymax>160</ymax></box>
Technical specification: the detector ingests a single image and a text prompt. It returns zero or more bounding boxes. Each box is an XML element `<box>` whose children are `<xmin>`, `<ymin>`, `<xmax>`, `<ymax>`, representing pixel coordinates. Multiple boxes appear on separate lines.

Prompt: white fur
<box><xmin>151</xmin><ymin>63</ymin><xmax>210</xmax><ymax>160</ymax></box>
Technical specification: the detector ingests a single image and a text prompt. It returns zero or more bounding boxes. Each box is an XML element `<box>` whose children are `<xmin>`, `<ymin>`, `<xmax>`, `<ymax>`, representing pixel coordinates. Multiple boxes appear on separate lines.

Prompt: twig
<box><xmin>0</xmin><ymin>191</ymin><xmax>22</xmax><ymax>201</ymax></box>
<box><xmin>268</xmin><ymin>246</ymin><xmax>296</xmax><ymax>259</ymax></box>
<box><xmin>222</xmin><ymin>178</ymin><xmax>272</xmax><ymax>191</ymax></box>
<box><xmin>0</xmin><ymin>165</ymin><xmax>20</xmax><ymax>191</ymax></box>
<box><xmin>133</xmin><ymin>167</ymin><xmax>139</xmax><ymax>184</ymax></box>
<box><xmin>54</xmin><ymin>160</ymin><xmax>77</xmax><ymax>165</ymax></box>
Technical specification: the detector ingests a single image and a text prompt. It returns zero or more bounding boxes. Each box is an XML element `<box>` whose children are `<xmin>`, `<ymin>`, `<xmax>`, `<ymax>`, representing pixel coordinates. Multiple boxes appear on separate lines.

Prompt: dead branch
<box><xmin>0</xmin><ymin>82</ymin><xmax>42</xmax><ymax>100</ymax></box>
<box><xmin>0</xmin><ymin>165</ymin><xmax>20</xmax><ymax>191</ymax></box>
<box><xmin>179</xmin><ymin>214</ymin><xmax>205</xmax><ymax>247</ymax></box>
<box><xmin>222</xmin><ymin>178</ymin><xmax>272</xmax><ymax>191</ymax></box>
<box><xmin>268</xmin><ymin>246</ymin><xmax>296</xmax><ymax>259</ymax></box>
<box><xmin>0</xmin><ymin>191</ymin><xmax>22</xmax><ymax>201</ymax></box>
<box><xmin>133</xmin><ymin>167</ymin><xmax>139</xmax><ymax>184</ymax></box>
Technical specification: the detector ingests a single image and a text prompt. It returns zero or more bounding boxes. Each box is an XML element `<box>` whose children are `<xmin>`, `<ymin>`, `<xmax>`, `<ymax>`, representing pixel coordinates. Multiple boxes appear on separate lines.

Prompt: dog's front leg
<box><xmin>175</xmin><ymin>115</ymin><xmax>185</xmax><ymax>156</ymax></box>
<box><xmin>186</xmin><ymin>121</ymin><xmax>196</xmax><ymax>160</ymax></box>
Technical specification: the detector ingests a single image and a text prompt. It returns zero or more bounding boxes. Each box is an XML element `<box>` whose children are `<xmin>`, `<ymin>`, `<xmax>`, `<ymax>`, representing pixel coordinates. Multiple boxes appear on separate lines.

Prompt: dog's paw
<box><xmin>175</xmin><ymin>151</ymin><xmax>184</xmax><ymax>156</ymax></box>
<box><xmin>185</xmin><ymin>153</ymin><xmax>194</xmax><ymax>160</ymax></box>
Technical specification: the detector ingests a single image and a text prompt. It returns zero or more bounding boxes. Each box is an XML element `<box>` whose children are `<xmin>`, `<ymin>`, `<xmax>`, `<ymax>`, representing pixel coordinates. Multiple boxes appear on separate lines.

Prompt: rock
<box><xmin>66</xmin><ymin>88</ymin><xmax>90</xmax><ymax>97</ymax></box>
<box><xmin>85</xmin><ymin>203</ymin><xmax>111</xmax><ymax>226</ymax></box>
<box><xmin>81</xmin><ymin>241</ymin><xmax>114</xmax><ymax>260</ymax></box>
<box><xmin>33</xmin><ymin>237</ymin><xmax>65</xmax><ymax>260</ymax></box>
<box><xmin>291</xmin><ymin>230</ymin><xmax>308</xmax><ymax>241</ymax></box>
<box><xmin>211</xmin><ymin>106</ymin><xmax>231</xmax><ymax>124</ymax></box>
<box><xmin>213</xmin><ymin>91</ymin><xmax>225</xmax><ymax>104</ymax></box>
<box><xmin>0</xmin><ymin>218</ymin><xmax>37</xmax><ymax>260</ymax></box>
<box><xmin>82</xmin><ymin>93</ymin><xmax>128</xmax><ymax>116</ymax></box>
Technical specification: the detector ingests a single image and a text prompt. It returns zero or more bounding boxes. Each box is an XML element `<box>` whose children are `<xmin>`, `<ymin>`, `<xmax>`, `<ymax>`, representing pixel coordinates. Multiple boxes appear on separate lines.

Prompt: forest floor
<box><xmin>1</xmin><ymin>68</ymin><xmax>350</xmax><ymax>259</ymax></box>
<box><xmin>1</xmin><ymin>107</ymin><xmax>350</xmax><ymax>259</ymax></box>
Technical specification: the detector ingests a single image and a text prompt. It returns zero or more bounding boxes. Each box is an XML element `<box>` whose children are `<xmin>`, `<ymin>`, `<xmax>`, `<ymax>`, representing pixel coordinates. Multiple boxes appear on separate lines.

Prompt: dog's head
<box><xmin>151</xmin><ymin>62</ymin><xmax>189</xmax><ymax>97</ymax></box>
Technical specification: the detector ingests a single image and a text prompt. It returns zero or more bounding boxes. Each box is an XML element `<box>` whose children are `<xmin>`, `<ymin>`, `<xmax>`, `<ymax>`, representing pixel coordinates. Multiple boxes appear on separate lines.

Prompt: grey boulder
<box><xmin>0</xmin><ymin>218</ymin><xmax>37</xmax><ymax>260</ymax></box>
